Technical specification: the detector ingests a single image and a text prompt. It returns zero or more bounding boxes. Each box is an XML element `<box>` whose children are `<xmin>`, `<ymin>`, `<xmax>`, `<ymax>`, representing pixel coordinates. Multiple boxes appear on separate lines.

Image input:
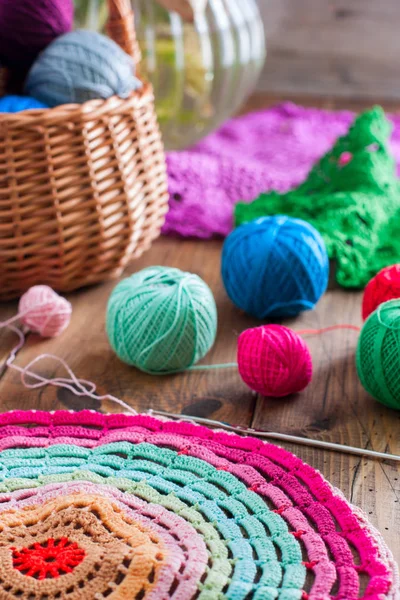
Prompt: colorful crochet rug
<box><xmin>164</xmin><ymin>103</ymin><xmax>400</xmax><ymax>241</ymax></box>
<box><xmin>0</xmin><ymin>410</ymin><xmax>397</xmax><ymax>600</ymax></box>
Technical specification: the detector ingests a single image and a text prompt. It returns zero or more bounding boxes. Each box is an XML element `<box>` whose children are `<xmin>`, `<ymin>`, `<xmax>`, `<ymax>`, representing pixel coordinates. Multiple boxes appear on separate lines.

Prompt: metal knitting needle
<box><xmin>149</xmin><ymin>410</ymin><xmax>400</xmax><ymax>463</ymax></box>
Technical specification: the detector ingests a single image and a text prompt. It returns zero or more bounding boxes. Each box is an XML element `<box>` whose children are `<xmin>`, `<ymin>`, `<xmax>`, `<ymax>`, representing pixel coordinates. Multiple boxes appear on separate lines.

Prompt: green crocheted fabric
<box><xmin>235</xmin><ymin>107</ymin><xmax>400</xmax><ymax>288</ymax></box>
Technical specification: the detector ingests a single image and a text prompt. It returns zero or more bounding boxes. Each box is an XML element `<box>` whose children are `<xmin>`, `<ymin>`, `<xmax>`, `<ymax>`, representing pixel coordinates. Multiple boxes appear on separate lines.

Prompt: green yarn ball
<box><xmin>356</xmin><ymin>299</ymin><xmax>400</xmax><ymax>410</ymax></box>
<box><xmin>106</xmin><ymin>266</ymin><xmax>217</xmax><ymax>374</ymax></box>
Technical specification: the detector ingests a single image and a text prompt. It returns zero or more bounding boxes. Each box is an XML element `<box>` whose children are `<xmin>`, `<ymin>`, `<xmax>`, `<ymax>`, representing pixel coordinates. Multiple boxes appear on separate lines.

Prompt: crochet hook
<box><xmin>149</xmin><ymin>410</ymin><xmax>400</xmax><ymax>463</ymax></box>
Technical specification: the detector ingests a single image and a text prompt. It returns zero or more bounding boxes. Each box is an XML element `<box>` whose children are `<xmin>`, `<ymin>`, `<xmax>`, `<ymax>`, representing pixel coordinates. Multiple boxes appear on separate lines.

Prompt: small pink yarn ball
<box><xmin>18</xmin><ymin>286</ymin><xmax>72</xmax><ymax>338</ymax></box>
<box><xmin>237</xmin><ymin>324</ymin><xmax>313</xmax><ymax>397</ymax></box>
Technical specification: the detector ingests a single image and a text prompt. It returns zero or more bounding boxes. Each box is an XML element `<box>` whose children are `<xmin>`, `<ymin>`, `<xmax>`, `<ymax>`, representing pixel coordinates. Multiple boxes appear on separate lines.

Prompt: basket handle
<box><xmin>156</xmin><ymin>0</ymin><xmax>208</xmax><ymax>21</ymax></box>
<box><xmin>106</xmin><ymin>0</ymin><xmax>142</xmax><ymax>65</ymax></box>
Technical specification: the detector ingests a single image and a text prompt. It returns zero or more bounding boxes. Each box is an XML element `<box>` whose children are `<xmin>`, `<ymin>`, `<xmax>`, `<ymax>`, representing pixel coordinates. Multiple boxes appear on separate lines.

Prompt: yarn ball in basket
<box><xmin>221</xmin><ymin>215</ymin><xmax>329</xmax><ymax>319</ymax></box>
<box><xmin>238</xmin><ymin>324</ymin><xmax>313</xmax><ymax>397</ymax></box>
<box><xmin>362</xmin><ymin>264</ymin><xmax>400</xmax><ymax>320</ymax></box>
<box><xmin>0</xmin><ymin>0</ymin><xmax>73</xmax><ymax>71</ymax></box>
<box><xmin>356</xmin><ymin>299</ymin><xmax>400</xmax><ymax>410</ymax></box>
<box><xmin>18</xmin><ymin>285</ymin><xmax>72</xmax><ymax>338</ymax></box>
<box><xmin>25</xmin><ymin>30</ymin><xmax>142</xmax><ymax>108</ymax></box>
<box><xmin>0</xmin><ymin>95</ymin><xmax>48</xmax><ymax>113</ymax></box>
<box><xmin>106</xmin><ymin>266</ymin><xmax>217</xmax><ymax>374</ymax></box>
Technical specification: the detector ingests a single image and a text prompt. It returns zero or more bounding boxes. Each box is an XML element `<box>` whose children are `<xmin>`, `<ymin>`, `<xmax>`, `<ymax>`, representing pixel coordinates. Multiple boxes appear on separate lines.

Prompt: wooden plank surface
<box><xmin>258</xmin><ymin>0</ymin><xmax>400</xmax><ymax>100</ymax></box>
<box><xmin>0</xmin><ymin>94</ymin><xmax>399</xmax><ymax>568</ymax></box>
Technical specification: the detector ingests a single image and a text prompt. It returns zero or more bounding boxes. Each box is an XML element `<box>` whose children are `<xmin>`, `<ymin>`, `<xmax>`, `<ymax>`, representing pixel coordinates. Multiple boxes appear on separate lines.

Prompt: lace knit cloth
<box><xmin>235</xmin><ymin>107</ymin><xmax>400</xmax><ymax>288</ymax></box>
<box><xmin>0</xmin><ymin>411</ymin><xmax>396</xmax><ymax>600</ymax></box>
<box><xmin>164</xmin><ymin>105</ymin><xmax>400</xmax><ymax>256</ymax></box>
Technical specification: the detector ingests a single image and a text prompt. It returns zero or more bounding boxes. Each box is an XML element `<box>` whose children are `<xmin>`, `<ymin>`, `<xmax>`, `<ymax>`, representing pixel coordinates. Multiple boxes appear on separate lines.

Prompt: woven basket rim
<box><xmin>0</xmin><ymin>81</ymin><xmax>153</xmax><ymax>124</ymax></box>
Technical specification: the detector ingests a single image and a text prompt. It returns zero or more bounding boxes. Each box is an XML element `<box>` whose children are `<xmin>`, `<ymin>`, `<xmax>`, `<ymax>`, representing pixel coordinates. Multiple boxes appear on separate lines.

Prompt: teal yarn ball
<box><xmin>106</xmin><ymin>266</ymin><xmax>218</xmax><ymax>374</ymax></box>
<box><xmin>356</xmin><ymin>299</ymin><xmax>400</xmax><ymax>410</ymax></box>
<box><xmin>25</xmin><ymin>30</ymin><xmax>142</xmax><ymax>108</ymax></box>
<box><xmin>221</xmin><ymin>215</ymin><xmax>329</xmax><ymax>319</ymax></box>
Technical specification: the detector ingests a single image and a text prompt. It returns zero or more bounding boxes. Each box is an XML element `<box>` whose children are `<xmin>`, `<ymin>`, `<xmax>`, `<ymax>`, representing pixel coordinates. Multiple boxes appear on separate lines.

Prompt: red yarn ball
<box><xmin>362</xmin><ymin>264</ymin><xmax>400</xmax><ymax>320</ymax></box>
<box><xmin>237</xmin><ymin>324</ymin><xmax>312</xmax><ymax>397</ymax></box>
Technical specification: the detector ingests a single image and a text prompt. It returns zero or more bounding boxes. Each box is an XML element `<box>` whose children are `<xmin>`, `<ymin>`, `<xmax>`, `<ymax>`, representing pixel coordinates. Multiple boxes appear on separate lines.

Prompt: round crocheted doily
<box><xmin>0</xmin><ymin>410</ymin><xmax>397</xmax><ymax>600</ymax></box>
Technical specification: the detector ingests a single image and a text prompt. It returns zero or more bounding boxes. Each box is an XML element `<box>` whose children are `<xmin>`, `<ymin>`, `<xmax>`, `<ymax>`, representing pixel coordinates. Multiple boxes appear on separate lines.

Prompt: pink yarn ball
<box><xmin>18</xmin><ymin>286</ymin><xmax>72</xmax><ymax>338</ymax></box>
<box><xmin>237</xmin><ymin>324</ymin><xmax>313</xmax><ymax>397</ymax></box>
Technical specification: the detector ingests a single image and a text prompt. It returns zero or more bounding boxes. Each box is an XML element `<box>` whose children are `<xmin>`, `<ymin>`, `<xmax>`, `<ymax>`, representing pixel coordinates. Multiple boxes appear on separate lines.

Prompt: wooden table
<box><xmin>0</xmin><ymin>95</ymin><xmax>399</xmax><ymax>566</ymax></box>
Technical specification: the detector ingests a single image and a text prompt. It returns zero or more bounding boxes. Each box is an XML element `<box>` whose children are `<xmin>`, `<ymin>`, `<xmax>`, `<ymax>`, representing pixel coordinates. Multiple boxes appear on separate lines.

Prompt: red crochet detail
<box><xmin>273</xmin><ymin>507</ymin><xmax>286</xmax><ymax>515</ymax></box>
<box><xmin>248</xmin><ymin>484</ymin><xmax>260</xmax><ymax>492</ymax></box>
<box><xmin>291</xmin><ymin>530</ymin><xmax>306</xmax><ymax>539</ymax></box>
<box><xmin>12</xmin><ymin>537</ymin><xmax>85</xmax><ymax>579</ymax></box>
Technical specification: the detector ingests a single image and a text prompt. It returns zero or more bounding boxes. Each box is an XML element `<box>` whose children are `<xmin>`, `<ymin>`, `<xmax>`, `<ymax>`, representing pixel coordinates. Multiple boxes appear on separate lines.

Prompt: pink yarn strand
<box><xmin>0</xmin><ymin>307</ymin><xmax>36</xmax><ymax>329</ymax></box>
<box><xmin>297</xmin><ymin>324</ymin><xmax>361</xmax><ymax>335</ymax></box>
<box><xmin>3</xmin><ymin>325</ymin><xmax>137</xmax><ymax>416</ymax></box>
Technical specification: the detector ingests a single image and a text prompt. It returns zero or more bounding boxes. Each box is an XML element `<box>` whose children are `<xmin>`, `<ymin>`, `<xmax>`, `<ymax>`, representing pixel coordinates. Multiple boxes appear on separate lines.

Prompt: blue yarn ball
<box><xmin>25</xmin><ymin>30</ymin><xmax>142</xmax><ymax>108</ymax></box>
<box><xmin>221</xmin><ymin>216</ymin><xmax>329</xmax><ymax>319</ymax></box>
<box><xmin>0</xmin><ymin>95</ymin><xmax>48</xmax><ymax>113</ymax></box>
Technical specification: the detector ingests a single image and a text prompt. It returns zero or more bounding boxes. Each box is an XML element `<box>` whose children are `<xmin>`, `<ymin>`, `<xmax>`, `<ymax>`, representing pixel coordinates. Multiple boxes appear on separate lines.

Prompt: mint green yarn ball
<box><xmin>106</xmin><ymin>266</ymin><xmax>218</xmax><ymax>374</ymax></box>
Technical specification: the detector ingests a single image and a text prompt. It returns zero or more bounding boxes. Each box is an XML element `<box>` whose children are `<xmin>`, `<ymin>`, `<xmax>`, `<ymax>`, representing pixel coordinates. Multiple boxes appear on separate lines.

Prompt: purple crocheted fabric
<box><xmin>163</xmin><ymin>102</ymin><xmax>400</xmax><ymax>238</ymax></box>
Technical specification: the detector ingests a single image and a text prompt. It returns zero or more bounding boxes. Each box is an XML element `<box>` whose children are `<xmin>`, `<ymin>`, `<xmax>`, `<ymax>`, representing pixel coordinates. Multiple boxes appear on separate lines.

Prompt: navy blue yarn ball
<box><xmin>0</xmin><ymin>95</ymin><xmax>48</xmax><ymax>112</ymax></box>
<box><xmin>221</xmin><ymin>216</ymin><xmax>329</xmax><ymax>319</ymax></box>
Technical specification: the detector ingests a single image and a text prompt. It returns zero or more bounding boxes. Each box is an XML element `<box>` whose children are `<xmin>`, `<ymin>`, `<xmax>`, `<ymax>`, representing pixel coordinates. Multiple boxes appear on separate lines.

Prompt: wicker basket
<box><xmin>0</xmin><ymin>0</ymin><xmax>169</xmax><ymax>300</ymax></box>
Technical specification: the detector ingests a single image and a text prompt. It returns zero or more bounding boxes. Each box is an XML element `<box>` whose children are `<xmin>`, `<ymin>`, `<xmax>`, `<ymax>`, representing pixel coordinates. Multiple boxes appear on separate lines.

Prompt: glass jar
<box><xmin>74</xmin><ymin>0</ymin><xmax>266</xmax><ymax>149</ymax></box>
